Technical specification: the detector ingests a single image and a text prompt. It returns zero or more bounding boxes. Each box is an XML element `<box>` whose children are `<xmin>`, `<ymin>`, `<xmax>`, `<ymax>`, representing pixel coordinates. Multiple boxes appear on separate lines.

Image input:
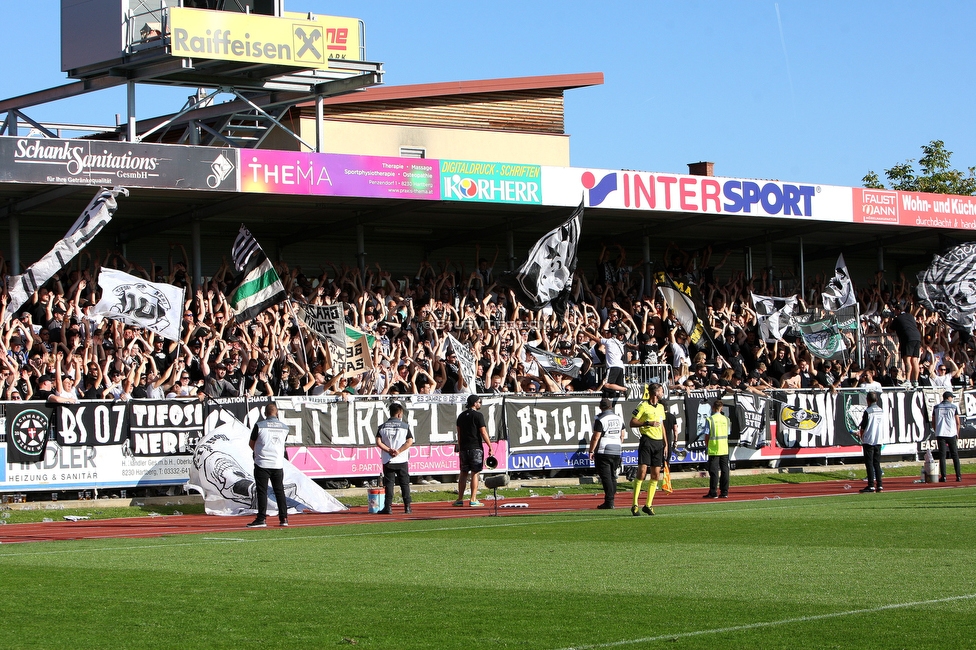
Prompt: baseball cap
<box><xmin>466</xmin><ymin>394</ymin><xmax>481</xmax><ymax>408</ymax></box>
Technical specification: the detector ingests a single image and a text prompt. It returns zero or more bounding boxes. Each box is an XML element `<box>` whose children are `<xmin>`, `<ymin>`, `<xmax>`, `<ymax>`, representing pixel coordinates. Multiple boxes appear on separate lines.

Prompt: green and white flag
<box><xmin>796</xmin><ymin>315</ymin><xmax>847</xmax><ymax>361</ymax></box>
<box><xmin>228</xmin><ymin>225</ymin><xmax>286</xmax><ymax>322</ymax></box>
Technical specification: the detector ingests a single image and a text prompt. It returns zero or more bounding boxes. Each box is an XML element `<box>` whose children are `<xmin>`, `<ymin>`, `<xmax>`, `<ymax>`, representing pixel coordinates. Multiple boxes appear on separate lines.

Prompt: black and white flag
<box><xmin>4</xmin><ymin>186</ymin><xmax>127</xmax><ymax>321</ymax></box>
<box><xmin>446</xmin><ymin>333</ymin><xmax>477</xmax><ymax>391</ymax></box>
<box><xmin>499</xmin><ymin>202</ymin><xmax>581</xmax><ymax>314</ymax></box>
<box><xmin>294</xmin><ymin>301</ymin><xmax>346</xmax><ymax>348</ymax></box>
<box><xmin>92</xmin><ymin>268</ymin><xmax>185</xmax><ymax>341</ymax></box>
<box><xmin>751</xmin><ymin>293</ymin><xmax>798</xmax><ymax>342</ymax></box>
<box><xmin>917</xmin><ymin>242</ymin><xmax>976</xmax><ymax>333</ymax></box>
<box><xmin>227</xmin><ymin>225</ymin><xmax>287</xmax><ymax>322</ymax></box>
<box><xmin>526</xmin><ymin>345</ymin><xmax>583</xmax><ymax>378</ymax></box>
<box><xmin>822</xmin><ymin>253</ymin><xmax>856</xmax><ymax>312</ymax></box>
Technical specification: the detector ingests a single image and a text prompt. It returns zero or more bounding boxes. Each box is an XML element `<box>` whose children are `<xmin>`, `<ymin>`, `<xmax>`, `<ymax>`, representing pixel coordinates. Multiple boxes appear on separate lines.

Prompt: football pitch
<box><xmin>1</xmin><ymin>488</ymin><xmax>974</xmax><ymax>649</ymax></box>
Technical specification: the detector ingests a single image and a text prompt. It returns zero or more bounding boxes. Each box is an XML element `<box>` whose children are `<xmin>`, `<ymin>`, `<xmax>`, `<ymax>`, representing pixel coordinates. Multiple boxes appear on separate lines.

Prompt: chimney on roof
<box><xmin>688</xmin><ymin>161</ymin><xmax>714</xmax><ymax>177</ymax></box>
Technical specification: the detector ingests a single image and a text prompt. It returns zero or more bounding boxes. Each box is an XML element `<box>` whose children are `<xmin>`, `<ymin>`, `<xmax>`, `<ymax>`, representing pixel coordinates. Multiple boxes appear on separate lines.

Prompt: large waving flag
<box><xmin>822</xmin><ymin>253</ymin><xmax>856</xmax><ymax>312</ymax></box>
<box><xmin>228</xmin><ymin>225</ymin><xmax>286</xmax><ymax>322</ymax></box>
<box><xmin>917</xmin><ymin>242</ymin><xmax>976</xmax><ymax>333</ymax></box>
<box><xmin>4</xmin><ymin>186</ymin><xmax>127</xmax><ymax>321</ymax></box>
<box><xmin>499</xmin><ymin>202</ymin><xmax>581</xmax><ymax>315</ymax></box>
<box><xmin>656</xmin><ymin>272</ymin><xmax>722</xmax><ymax>357</ymax></box>
<box><xmin>92</xmin><ymin>268</ymin><xmax>185</xmax><ymax>341</ymax></box>
<box><xmin>751</xmin><ymin>293</ymin><xmax>798</xmax><ymax>342</ymax></box>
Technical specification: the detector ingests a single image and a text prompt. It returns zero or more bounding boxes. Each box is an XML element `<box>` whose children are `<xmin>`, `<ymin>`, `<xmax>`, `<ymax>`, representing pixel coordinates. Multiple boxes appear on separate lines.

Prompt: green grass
<box><xmin>1</xmin><ymin>488</ymin><xmax>975</xmax><ymax>649</ymax></box>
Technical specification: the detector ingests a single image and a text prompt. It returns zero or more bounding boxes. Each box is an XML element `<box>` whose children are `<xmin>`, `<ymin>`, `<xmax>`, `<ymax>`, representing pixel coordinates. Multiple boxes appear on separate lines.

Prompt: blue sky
<box><xmin>2</xmin><ymin>1</ymin><xmax>974</xmax><ymax>188</ymax></box>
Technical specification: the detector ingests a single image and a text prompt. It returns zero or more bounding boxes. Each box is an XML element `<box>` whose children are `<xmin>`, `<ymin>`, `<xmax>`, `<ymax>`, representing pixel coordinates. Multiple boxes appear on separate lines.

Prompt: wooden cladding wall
<box><xmin>305</xmin><ymin>90</ymin><xmax>566</xmax><ymax>134</ymax></box>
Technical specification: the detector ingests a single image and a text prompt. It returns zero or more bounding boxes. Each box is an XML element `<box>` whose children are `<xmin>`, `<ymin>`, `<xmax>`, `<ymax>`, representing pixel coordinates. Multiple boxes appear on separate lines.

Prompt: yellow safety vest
<box><xmin>706</xmin><ymin>413</ymin><xmax>729</xmax><ymax>456</ymax></box>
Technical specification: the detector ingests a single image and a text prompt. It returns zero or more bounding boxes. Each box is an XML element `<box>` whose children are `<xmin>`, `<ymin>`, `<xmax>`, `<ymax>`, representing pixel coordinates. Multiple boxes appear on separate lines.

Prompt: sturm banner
<box><xmin>273</xmin><ymin>395</ymin><xmax>505</xmax><ymax>447</ymax></box>
<box><xmin>774</xmin><ymin>389</ymin><xmax>927</xmax><ymax>449</ymax></box>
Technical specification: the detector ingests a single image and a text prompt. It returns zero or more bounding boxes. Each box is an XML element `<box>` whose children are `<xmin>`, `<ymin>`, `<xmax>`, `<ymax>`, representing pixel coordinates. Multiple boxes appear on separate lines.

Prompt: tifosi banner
<box><xmin>129</xmin><ymin>400</ymin><xmax>205</xmax><ymax>457</ymax></box>
<box><xmin>0</xmin><ymin>137</ymin><xmax>238</xmax><ymax>190</ymax></box>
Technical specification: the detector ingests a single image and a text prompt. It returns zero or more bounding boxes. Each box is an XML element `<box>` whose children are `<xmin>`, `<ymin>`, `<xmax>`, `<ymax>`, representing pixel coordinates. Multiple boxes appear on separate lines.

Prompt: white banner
<box><xmin>4</xmin><ymin>187</ymin><xmax>127</xmax><ymax>321</ymax></box>
<box><xmin>295</xmin><ymin>301</ymin><xmax>346</xmax><ymax>348</ymax></box>
<box><xmin>446</xmin><ymin>333</ymin><xmax>476</xmax><ymax>392</ymax></box>
<box><xmin>92</xmin><ymin>268</ymin><xmax>186</xmax><ymax>341</ymax></box>
<box><xmin>542</xmin><ymin>166</ymin><xmax>854</xmax><ymax>223</ymax></box>
<box><xmin>186</xmin><ymin>400</ymin><xmax>346</xmax><ymax>516</ymax></box>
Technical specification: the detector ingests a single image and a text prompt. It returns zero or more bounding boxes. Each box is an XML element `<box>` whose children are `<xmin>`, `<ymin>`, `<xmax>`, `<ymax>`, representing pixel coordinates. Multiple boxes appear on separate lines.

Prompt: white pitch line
<box><xmin>554</xmin><ymin>593</ymin><xmax>976</xmax><ymax>650</ymax></box>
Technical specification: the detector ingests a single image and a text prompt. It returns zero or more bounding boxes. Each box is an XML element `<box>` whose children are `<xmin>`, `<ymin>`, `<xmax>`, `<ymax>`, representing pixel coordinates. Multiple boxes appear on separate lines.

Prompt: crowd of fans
<box><xmin>1</xmin><ymin>241</ymin><xmax>974</xmax><ymax>405</ymax></box>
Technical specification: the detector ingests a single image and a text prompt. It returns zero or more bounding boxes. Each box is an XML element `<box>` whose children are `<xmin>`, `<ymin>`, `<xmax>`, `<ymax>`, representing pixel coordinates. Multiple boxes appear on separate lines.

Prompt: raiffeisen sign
<box><xmin>169</xmin><ymin>7</ymin><xmax>363</xmax><ymax>70</ymax></box>
<box><xmin>542</xmin><ymin>167</ymin><xmax>853</xmax><ymax>223</ymax></box>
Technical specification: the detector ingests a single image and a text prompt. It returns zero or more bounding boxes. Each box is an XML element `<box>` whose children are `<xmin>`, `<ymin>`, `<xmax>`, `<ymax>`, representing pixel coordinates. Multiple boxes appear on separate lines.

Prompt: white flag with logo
<box><xmin>92</xmin><ymin>268</ymin><xmax>185</xmax><ymax>341</ymax></box>
<box><xmin>822</xmin><ymin>254</ymin><xmax>857</xmax><ymax>311</ymax></box>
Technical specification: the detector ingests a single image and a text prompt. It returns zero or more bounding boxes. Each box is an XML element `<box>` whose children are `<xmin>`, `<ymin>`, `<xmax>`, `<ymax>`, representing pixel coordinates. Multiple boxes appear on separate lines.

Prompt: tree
<box><xmin>862</xmin><ymin>140</ymin><xmax>976</xmax><ymax>195</ymax></box>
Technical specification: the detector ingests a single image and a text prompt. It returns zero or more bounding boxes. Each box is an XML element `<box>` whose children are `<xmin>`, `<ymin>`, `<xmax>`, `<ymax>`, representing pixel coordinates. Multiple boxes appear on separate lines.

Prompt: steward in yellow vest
<box><xmin>703</xmin><ymin>399</ymin><xmax>731</xmax><ymax>499</ymax></box>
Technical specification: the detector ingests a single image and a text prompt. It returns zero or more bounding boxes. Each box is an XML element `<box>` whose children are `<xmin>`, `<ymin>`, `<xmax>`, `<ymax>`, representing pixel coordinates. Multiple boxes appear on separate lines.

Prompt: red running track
<box><xmin>0</xmin><ymin>476</ymin><xmax>968</xmax><ymax>544</ymax></box>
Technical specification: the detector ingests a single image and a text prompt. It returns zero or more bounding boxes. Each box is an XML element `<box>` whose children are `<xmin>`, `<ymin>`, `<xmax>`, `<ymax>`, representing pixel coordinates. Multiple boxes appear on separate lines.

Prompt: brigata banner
<box><xmin>0</xmin><ymin>137</ymin><xmax>238</xmax><ymax>191</ymax></box>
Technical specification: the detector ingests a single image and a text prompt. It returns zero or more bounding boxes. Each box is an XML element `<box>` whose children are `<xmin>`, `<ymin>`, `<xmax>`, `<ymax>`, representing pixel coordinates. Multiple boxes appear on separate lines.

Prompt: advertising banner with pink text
<box><xmin>239</xmin><ymin>150</ymin><xmax>438</xmax><ymax>199</ymax></box>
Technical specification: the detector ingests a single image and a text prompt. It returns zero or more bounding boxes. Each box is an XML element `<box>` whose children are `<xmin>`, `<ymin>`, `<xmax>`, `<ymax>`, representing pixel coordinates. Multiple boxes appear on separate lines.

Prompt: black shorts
<box><xmin>606</xmin><ymin>367</ymin><xmax>625</xmax><ymax>387</ymax></box>
<box><xmin>637</xmin><ymin>437</ymin><xmax>665</xmax><ymax>468</ymax></box>
<box><xmin>459</xmin><ymin>448</ymin><xmax>484</xmax><ymax>473</ymax></box>
<box><xmin>901</xmin><ymin>340</ymin><xmax>921</xmax><ymax>358</ymax></box>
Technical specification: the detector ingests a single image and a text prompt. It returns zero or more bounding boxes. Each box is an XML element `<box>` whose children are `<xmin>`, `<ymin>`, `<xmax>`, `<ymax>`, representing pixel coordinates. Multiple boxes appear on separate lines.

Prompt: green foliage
<box><xmin>864</xmin><ymin>140</ymin><xmax>976</xmax><ymax>195</ymax></box>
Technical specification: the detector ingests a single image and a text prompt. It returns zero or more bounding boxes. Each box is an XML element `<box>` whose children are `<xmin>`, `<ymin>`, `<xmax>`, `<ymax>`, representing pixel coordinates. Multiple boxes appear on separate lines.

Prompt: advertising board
<box><xmin>170</xmin><ymin>7</ymin><xmax>362</xmax><ymax>70</ymax></box>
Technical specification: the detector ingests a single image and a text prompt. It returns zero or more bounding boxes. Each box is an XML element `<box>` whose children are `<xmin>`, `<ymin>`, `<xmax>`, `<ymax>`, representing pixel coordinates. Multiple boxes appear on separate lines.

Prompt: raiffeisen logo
<box><xmin>581</xmin><ymin>171</ymin><xmax>617</xmax><ymax>206</ymax></box>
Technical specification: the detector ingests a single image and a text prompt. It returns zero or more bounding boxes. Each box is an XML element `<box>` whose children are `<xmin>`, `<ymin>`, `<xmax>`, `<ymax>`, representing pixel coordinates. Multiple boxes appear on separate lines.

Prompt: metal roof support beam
<box><xmin>227</xmin><ymin>88</ymin><xmax>314</xmax><ymax>151</ymax></box>
<box><xmin>0</xmin><ymin>76</ymin><xmax>126</xmax><ymax>113</ymax></box>
<box><xmin>131</xmin><ymin>70</ymin><xmax>382</xmax><ymax>135</ymax></box>
<box><xmin>0</xmin><ymin>186</ymin><xmax>85</xmax><ymax>221</ymax></box>
<box><xmin>424</xmin><ymin>207</ymin><xmax>568</xmax><ymax>254</ymax></box>
<box><xmin>136</xmin><ymin>86</ymin><xmax>224</xmax><ymax>143</ymax></box>
<box><xmin>277</xmin><ymin>201</ymin><xmax>422</xmax><ymax>247</ymax></box>
<box><xmin>117</xmin><ymin>194</ymin><xmax>271</xmax><ymax>244</ymax></box>
<box><xmin>6</xmin><ymin>110</ymin><xmax>58</xmax><ymax>138</ymax></box>
<box><xmin>804</xmin><ymin>229</ymin><xmax>937</xmax><ymax>263</ymax></box>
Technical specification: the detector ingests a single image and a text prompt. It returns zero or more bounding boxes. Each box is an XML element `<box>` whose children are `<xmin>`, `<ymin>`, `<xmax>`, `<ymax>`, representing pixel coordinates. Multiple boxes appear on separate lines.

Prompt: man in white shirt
<box><xmin>247</xmin><ymin>403</ymin><xmax>291</xmax><ymax>527</ymax></box>
<box><xmin>858</xmin><ymin>392</ymin><xmax>887</xmax><ymax>493</ymax></box>
<box><xmin>932</xmin><ymin>391</ymin><xmax>962</xmax><ymax>482</ymax></box>
<box><xmin>583</xmin><ymin>326</ymin><xmax>628</xmax><ymax>398</ymax></box>
<box><xmin>375</xmin><ymin>402</ymin><xmax>414</xmax><ymax>514</ymax></box>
